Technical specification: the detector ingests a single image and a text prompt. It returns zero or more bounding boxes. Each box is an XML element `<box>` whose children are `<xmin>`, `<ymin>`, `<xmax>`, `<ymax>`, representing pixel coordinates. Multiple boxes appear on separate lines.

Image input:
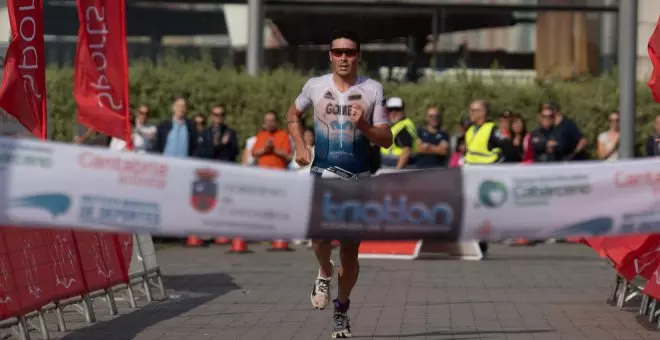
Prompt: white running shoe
<box><xmin>310</xmin><ymin>260</ymin><xmax>334</xmax><ymax>310</ymax></box>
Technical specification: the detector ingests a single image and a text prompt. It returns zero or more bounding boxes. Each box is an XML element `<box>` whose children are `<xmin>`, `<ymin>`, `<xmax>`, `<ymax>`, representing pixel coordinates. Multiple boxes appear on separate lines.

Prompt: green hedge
<box><xmin>46</xmin><ymin>57</ymin><xmax>660</xmax><ymax>156</ymax></box>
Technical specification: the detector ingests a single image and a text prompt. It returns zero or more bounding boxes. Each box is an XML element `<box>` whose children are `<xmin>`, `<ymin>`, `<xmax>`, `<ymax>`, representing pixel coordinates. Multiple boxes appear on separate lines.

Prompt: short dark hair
<box><xmin>330</xmin><ymin>28</ymin><xmax>360</xmax><ymax>51</ymax></box>
<box><xmin>542</xmin><ymin>100</ymin><xmax>561</xmax><ymax>113</ymax></box>
<box><xmin>173</xmin><ymin>94</ymin><xmax>186</xmax><ymax>102</ymax></box>
<box><xmin>265</xmin><ymin>110</ymin><xmax>279</xmax><ymax>120</ymax></box>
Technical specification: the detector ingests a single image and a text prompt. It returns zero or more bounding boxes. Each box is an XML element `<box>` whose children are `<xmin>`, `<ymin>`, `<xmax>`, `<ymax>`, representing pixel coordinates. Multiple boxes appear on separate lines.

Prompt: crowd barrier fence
<box><xmin>581</xmin><ymin>235</ymin><xmax>660</xmax><ymax>329</ymax></box>
<box><xmin>0</xmin><ymin>229</ymin><xmax>165</xmax><ymax>340</ymax></box>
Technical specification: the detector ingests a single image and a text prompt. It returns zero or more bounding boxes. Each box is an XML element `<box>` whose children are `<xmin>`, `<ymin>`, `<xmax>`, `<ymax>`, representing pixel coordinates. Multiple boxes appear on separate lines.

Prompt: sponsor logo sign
<box><xmin>190</xmin><ymin>168</ymin><xmax>291</xmax><ymax>232</ymax></box>
<box><xmin>79</xmin><ymin>195</ymin><xmax>160</xmax><ymax>229</ymax></box>
<box><xmin>620</xmin><ymin>210</ymin><xmax>660</xmax><ymax>234</ymax></box>
<box><xmin>477</xmin><ymin>174</ymin><xmax>591</xmax><ymax>208</ymax></box>
<box><xmin>308</xmin><ymin>169</ymin><xmax>464</xmax><ymax>240</ymax></box>
<box><xmin>77</xmin><ymin>152</ymin><xmax>168</xmax><ymax>189</ymax></box>
<box><xmin>0</xmin><ymin>143</ymin><xmax>52</xmax><ymax>170</ymax></box>
<box><xmin>614</xmin><ymin>171</ymin><xmax>660</xmax><ymax>195</ymax></box>
<box><xmin>191</xmin><ymin>169</ymin><xmax>218</xmax><ymax>213</ymax></box>
<box><xmin>476</xmin><ymin>216</ymin><xmax>613</xmax><ymax>240</ymax></box>
<box><xmin>8</xmin><ymin>193</ymin><xmax>72</xmax><ymax>217</ymax></box>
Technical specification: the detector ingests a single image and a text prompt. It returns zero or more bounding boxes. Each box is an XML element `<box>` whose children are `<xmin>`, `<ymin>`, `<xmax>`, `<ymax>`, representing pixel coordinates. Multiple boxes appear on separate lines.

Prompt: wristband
<box><xmin>287</xmin><ymin>120</ymin><xmax>300</xmax><ymax>124</ymax></box>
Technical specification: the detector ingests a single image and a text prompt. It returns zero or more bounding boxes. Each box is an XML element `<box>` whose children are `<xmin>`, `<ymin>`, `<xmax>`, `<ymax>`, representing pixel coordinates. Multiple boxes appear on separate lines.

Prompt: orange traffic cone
<box><xmin>268</xmin><ymin>239</ymin><xmax>294</xmax><ymax>252</ymax></box>
<box><xmin>214</xmin><ymin>236</ymin><xmax>231</xmax><ymax>245</ymax></box>
<box><xmin>186</xmin><ymin>235</ymin><xmax>203</xmax><ymax>247</ymax></box>
<box><xmin>511</xmin><ymin>238</ymin><xmax>532</xmax><ymax>246</ymax></box>
<box><xmin>227</xmin><ymin>238</ymin><xmax>252</xmax><ymax>254</ymax></box>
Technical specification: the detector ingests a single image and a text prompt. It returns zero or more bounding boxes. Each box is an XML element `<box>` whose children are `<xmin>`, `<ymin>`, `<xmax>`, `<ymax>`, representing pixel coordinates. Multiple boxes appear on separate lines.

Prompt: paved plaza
<box><xmin>32</xmin><ymin>243</ymin><xmax>660</xmax><ymax>340</ymax></box>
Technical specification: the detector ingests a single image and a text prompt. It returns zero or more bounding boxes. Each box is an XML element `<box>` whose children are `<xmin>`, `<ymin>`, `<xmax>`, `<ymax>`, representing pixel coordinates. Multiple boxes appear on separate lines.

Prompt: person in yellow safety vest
<box><xmin>380</xmin><ymin>97</ymin><xmax>417</xmax><ymax>169</ymax></box>
<box><xmin>465</xmin><ymin>100</ymin><xmax>518</xmax><ymax>258</ymax></box>
<box><xmin>464</xmin><ymin>99</ymin><xmax>517</xmax><ymax>165</ymax></box>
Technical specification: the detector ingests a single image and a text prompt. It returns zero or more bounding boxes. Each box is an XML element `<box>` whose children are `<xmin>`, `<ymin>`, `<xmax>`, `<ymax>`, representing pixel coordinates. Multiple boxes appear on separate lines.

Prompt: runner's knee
<box><xmin>339</xmin><ymin>241</ymin><xmax>360</xmax><ymax>267</ymax></box>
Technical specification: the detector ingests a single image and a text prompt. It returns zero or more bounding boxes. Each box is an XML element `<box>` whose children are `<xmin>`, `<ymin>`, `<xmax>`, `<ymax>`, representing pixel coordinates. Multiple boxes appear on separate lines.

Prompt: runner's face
<box><xmin>329</xmin><ymin>38</ymin><xmax>359</xmax><ymax>77</ymax></box>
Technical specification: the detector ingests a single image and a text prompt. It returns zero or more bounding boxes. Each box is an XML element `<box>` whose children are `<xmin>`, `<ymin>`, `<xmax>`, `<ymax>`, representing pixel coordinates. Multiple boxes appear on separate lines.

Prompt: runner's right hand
<box><xmin>295</xmin><ymin>146</ymin><xmax>312</xmax><ymax>166</ymax></box>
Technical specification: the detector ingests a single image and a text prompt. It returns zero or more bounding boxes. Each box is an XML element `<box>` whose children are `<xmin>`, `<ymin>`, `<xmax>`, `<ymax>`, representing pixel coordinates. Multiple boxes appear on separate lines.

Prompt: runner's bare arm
<box><xmin>286</xmin><ymin>105</ymin><xmax>306</xmax><ymax>151</ymax></box>
<box><xmin>288</xmin><ymin>80</ymin><xmax>313</xmax><ymax>151</ymax></box>
<box><xmin>357</xmin><ymin>121</ymin><xmax>392</xmax><ymax>148</ymax></box>
<box><xmin>357</xmin><ymin>83</ymin><xmax>392</xmax><ymax>148</ymax></box>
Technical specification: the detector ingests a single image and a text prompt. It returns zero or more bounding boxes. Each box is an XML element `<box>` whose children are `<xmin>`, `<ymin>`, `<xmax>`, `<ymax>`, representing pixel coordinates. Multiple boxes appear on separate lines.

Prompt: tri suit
<box><xmin>294</xmin><ymin>74</ymin><xmax>389</xmax><ymax>178</ymax></box>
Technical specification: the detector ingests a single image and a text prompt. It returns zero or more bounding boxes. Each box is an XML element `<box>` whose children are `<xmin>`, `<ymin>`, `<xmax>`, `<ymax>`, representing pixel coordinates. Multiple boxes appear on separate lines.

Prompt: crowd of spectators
<box><xmin>72</xmin><ymin>95</ymin><xmax>660</xmax><ymax>172</ymax></box>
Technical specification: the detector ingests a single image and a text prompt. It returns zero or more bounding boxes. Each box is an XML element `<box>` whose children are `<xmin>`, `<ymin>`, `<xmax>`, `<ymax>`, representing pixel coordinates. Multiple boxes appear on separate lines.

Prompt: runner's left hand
<box><xmin>350</xmin><ymin>104</ymin><xmax>365</xmax><ymax>127</ymax></box>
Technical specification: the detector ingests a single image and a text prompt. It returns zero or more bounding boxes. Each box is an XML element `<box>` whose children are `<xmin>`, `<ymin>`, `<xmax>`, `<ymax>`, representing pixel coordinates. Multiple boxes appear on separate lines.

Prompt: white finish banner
<box><xmin>1</xmin><ymin>136</ymin><xmax>659</xmax><ymax>241</ymax></box>
<box><xmin>0</xmin><ymin>137</ymin><xmax>314</xmax><ymax>240</ymax></box>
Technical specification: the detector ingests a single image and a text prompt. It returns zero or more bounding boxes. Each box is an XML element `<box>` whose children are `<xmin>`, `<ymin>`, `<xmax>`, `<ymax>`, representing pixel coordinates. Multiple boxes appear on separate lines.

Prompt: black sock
<box><xmin>334</xmin><ymin>299</ymin><xmax>350</xmax><ymax>313</ymax></box>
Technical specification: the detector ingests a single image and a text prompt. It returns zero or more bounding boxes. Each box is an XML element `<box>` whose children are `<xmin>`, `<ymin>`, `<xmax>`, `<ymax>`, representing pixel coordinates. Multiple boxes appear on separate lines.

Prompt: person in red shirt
<box><xmin>252</xmin><ymin>111</ymin><xmax>292</xmax><ymax>169</ymax></box>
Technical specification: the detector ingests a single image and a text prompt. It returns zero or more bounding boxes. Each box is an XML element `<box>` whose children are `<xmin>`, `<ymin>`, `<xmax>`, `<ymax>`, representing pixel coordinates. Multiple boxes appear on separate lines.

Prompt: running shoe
<box><xmin>331</xmin><ymin>303</ymin><xmax>352</xmax><ymax>338</ymax></box>
<box><xmin>310</xmin><ymin>260</ymin><xmax>334</xmax><ymax>310</ymax></box>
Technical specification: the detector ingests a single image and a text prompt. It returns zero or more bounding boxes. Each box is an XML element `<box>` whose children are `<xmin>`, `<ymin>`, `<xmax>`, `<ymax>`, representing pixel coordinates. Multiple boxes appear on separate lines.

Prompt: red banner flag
<box><xmin>648</xmin><ymin>16</ymin><xmax>660</xmax><ymax>102</ymax></box>
<box><xmin>0</xmin><ymin>0</ymin><xmax>47</xmax><ymax>140</ymax></box>
<box><xmin>74</xmin><ymin>0</ymin><xmax>132</xmax><ymax>144</ymax></box>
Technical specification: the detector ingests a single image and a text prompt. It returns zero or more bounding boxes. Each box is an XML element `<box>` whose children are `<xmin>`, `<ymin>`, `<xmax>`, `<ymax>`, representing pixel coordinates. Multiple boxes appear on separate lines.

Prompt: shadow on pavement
<box><xmin>59</xmin><ymin>272</ymin><xmax>240</xmax><ymax>340</ymax></box>
<box><xmin>377</xmin><ymin>328</ymin><xmax>555</xmax><ymax>338</ymax></box>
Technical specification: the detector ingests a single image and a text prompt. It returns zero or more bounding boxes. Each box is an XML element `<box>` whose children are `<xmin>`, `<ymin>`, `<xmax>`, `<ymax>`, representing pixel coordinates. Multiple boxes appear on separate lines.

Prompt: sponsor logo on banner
<box><xmin>78</xmin><ymin>152</ymin><xmax>168</xmax><ymax>189</ymax></box>
<box><xmin>620</xmin><ymin>210</ymin><xmax>660</xmax><ymax>234</ymax></box>
<box><xmin>308</xmin><ymin>169</ymin><xmax>464</xmax><ymax>240</ymax></box>
<box><xmin>614</xmin><ymin>171</ymin><xmax>660</xmax><ymax>195</ymax></box>
<box><xmin>477</xmin><ymin>216</ymin><xmax>613</xmax><ymax>240</ymax></box>
<box><xmin>321</xmin><ymin>193</ymin><xmax>453</xmax><ymax>226</ymax></box>
<box><xmin>476</xmin><ymin>174</ymin><xmax>591</xmax><ymax>208</ymax></box>
<box><xmin>191</xmin><ymin>168</ymin><xmax>219</xmax><ymax>213</ymax></box>
<box><xmin>8</xmin><ymin>193</ymin><xmax>72</xmax><ymax>217</ymax></box>
<box><xmin>0</xmin><ymin>143</ymin><xmax>52</xmax><ymax>170</ymax></box>
<box><xmin>79</xmin><ymin>195</ymin><xmax>160</xmax><ymax>229</ymax></box>
<box><xmin>190</xmin><ymin>169</ymin><xmax>290</xmax><ymax>231</ymax></box>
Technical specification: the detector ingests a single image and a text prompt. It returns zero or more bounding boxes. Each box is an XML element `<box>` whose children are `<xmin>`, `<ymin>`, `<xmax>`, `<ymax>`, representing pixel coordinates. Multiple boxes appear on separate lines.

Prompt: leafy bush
<box><xmin>46</xmin><ymin>57</ymin><xmax>660</xmax><ymax>155</ymax></box>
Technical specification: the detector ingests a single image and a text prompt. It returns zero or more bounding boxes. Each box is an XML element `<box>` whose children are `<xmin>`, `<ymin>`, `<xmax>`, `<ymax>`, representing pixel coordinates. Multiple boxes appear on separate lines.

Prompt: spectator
<box><xmin>498</xmin><ymin>110</ymin><xmax>512</xmax><ymax>138</ymax></box>
<box><xmin>252</xmin><ymin>111</ymin><xmax>292</xmax><ymax>170</ymax></box>
<box><xmin>597</xmin><ymin>111</ymin><xmax>620</xmax><ymax>161</ymax></box>
<box><xmin>242</xmin><ymin>135</ymin><xmax>257</xmax><ymax>165</ymax></box>
<box><xmin>380</xmin><ymin>97</ymin><xmax>416</xmax><ymax>169</ymax></box>
<box><xmin>530</xmin><ymin>106</ymin><xmax>556</xmax><ymax>163</ymax></box>
<box><xmin>464</xmin><ymin>99</ymin><xmax>517</xmax><ymax>165</ymax></box>
<box><xmin>450</xmin><ymin>118</ymin><xmax>471</xmax><ymax>158</ymax></box>
<box><xmin>415</xmin><ymin>105</ymin><xmax>449</xmax><ymax>168</ymax></box>
<box><xmin>647</xmin><ymin>115</ymin><xmax>660</xmax><ymax>157</ymax></box>
<box><xmin>109</xmin><ymin>104</ymin><xmax>157</xmax><ymax>153</ymax></box>
<box><xmin>448</xmin><ymin>136</ymin><xmax>466</xmax><ymax>168</ymax></box>
<box><xmin>202</xmin><ymin>105</ymin><xmax>239</xmax><ymax>162</ymax></box>
<box><xmin>545</xmin><ymin>101</ymin><xmax>588</xmax><ymax>161</ymax></box>
<box><xmin>192</xmin><ymin>113</ymin><xmax>208</xmax><ymax>157</ymax></box>
<box><xmin>155</xmin><ymin>96</ymin><xmax>197</xmax><ymax>157</ymax></box>
<box><xmin>510</xmin><ymin>114</ymin><xmax>533</xmax><ymax>163</ymax></box>
<box><xmin>74</xmin><ymin>124</ymin><xmax>109</xmax><ymax>147</ymax></box>
<box><xmin>291</xmin><ymin>128</ymin><xmax>315</xmax><ymax>171</ymax></box>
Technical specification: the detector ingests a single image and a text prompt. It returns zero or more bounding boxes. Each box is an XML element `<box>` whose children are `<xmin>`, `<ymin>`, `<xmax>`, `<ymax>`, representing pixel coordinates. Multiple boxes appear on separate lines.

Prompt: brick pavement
<box><xmin>14</xmin><ymin>243</ymin><xmax>660</xmax><ymax>340</ymax></box>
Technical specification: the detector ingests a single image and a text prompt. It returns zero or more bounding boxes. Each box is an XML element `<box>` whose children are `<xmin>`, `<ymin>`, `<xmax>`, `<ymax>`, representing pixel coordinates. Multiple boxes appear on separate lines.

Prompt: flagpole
<box><xmin>618</xmin><ymin>0</ymin><xmax>637</xmax><ymax>159</ymax></box>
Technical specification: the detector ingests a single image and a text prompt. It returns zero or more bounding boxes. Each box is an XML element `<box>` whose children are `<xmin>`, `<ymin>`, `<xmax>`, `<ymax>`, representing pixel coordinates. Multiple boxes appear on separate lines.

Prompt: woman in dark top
<box><xmin>510</xmin><ymin>114</ymin><xmax>532</xmax><ymax>163</ymax></box>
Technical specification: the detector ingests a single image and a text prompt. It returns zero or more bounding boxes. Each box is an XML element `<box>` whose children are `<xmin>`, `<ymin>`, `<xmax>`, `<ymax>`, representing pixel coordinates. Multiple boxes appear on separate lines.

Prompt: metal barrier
<box><xmin>0</xmin><ymin>234</ymin><xmax>165</xmax><ymax>340</ymax></box>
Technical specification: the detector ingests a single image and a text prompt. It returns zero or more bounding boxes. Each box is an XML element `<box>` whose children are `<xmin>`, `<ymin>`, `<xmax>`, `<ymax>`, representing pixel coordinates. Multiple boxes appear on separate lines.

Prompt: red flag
<box><xmin>0</xmin><ymin>0</ymin><xmax>47</xmax><ymax>140</ymax></box>
<box><xmin>74</xmin><ymin>0</ymin><xmax>132</xmax><ymax>145</ymax></box>
<box><xmin>648</xmin><ymin>16</ymin><xmax>660</xmax><ymax>102</ymax></box>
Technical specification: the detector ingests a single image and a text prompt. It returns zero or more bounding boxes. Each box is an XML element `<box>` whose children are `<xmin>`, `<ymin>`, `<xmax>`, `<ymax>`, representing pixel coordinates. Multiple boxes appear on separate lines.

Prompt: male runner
<box><xmin>286</xmin><ymin>28</ymin><xmax>393</xmax><ymax>338</ymax></box>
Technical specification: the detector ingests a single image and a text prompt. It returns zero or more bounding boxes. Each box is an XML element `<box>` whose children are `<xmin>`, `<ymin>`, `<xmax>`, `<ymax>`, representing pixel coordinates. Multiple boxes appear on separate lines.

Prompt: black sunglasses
<box><xmin>330</xmin><ymin>48</ymin><xmax>359</xmax><ymax>58</ymax></box>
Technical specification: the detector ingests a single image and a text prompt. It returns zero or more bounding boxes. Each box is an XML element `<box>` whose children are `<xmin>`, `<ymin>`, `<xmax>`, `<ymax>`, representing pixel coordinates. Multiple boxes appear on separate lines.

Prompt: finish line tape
<box><xmin>0</xmin><ymin>137</ymin><xmax>658</xmax><ymax>241</ymax></box>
